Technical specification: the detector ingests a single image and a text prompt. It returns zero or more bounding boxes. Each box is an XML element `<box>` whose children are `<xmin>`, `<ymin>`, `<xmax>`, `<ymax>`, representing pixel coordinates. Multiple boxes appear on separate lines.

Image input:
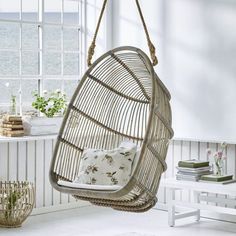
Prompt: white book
<box><xmin>176</xmin><ymin>166</ymin><xmax>211</xmax><ymax>173</ymax></box>
<box><xmin>176</xmin><ymin>174</ymin><xmax>199</xmax><ymax>181</ymax></box>
<box><xmin>177</xmin><ymin>170</ymin><xmax>212</xmax><ymax>177</ymax></box>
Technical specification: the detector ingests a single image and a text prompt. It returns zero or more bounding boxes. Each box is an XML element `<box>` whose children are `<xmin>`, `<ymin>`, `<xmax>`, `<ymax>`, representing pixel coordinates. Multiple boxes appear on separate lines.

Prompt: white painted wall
<box><xmin>111</xmin><ymin>0</ymin><xmax>236</xmax><ymax>142</ymax></box>
<box><xmin>81</xmin><ymin>0</ymin><xmax>111</xmax><ymax>72</ymax></box>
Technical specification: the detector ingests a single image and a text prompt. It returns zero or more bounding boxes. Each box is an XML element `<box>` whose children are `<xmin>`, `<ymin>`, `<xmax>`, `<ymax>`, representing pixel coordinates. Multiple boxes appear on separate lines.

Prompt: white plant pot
<box><xmin>22</xmin><ymin>116</ymin><xmax>63</xmax><ymax>136</ymax></box>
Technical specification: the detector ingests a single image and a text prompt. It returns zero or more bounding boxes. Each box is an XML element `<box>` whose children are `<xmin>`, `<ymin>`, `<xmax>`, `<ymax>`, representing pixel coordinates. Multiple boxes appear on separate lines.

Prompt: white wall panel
<box><xmin>44</xmin><ymin>139</ymin><xmax>53</xmax><ymax>207</ymax></box>
<box><xmin>0</xmin><ymin>143</ymin><xmax>8</xmax><ymax>180</ymax></box>
<box><xmin>0</xmin><ymin>136</ymin><xmax>86</xmax><ymax>213</ymax></box>
<box><xmin>8</xmin><ymin>142</ymin><xmax>17</xmax><ymax>180</ymax></box>
<box><xmin>18</xmin><ymin>141</ymin><xmax>27</xmax><ymax>181</ymax></box>
<box><xmin>1</xmin><ymin>136</ymin><xmax>236</xmax><ymax>221</ymax></box>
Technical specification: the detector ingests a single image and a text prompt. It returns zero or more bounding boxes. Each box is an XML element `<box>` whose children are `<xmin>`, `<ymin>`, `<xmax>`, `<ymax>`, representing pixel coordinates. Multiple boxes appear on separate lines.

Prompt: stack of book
<box><xmin>200</xmin><ymin>174</ymin><xmax>235</xmax><ymax>184</ymax></box>
<box><xmin>176</xmin><ymin>160</ymin><xmax>212</xmax><ymax>182</ymax></box>
<box><xmin>0</xmin><ymin>115</ymin><xmax>24</xmax><ymax>137</ymax></box>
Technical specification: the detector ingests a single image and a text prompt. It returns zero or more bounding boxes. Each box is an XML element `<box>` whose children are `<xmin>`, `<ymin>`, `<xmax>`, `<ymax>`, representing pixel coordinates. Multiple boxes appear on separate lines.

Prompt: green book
<box><xmin>178</xmin><ymin>160</ymin><xmax>209</xmax><ymax>168</ymax></box>
<box><xmin>200</xmin><ymin>174</ymin><xmax>233</xmax><ymax>182</ymax></box>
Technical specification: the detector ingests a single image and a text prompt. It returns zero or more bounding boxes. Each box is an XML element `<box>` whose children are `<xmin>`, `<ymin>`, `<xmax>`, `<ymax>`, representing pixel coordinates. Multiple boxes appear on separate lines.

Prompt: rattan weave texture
<box><xmin>50</xmin><ymin>46</ymin><xmax>173</xmax><ymax>212</ymax></box>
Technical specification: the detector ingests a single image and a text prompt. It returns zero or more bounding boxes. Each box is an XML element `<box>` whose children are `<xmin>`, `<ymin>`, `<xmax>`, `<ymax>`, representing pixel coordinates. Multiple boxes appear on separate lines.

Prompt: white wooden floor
<box><xmin>1</xmin><ymin>206</ymin><xmax>236</xmax><ymax>236</ymax></box>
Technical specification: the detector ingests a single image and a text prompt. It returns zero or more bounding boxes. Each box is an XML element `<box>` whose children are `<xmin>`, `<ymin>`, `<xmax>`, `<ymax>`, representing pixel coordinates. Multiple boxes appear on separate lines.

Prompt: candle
<box><xmin>19</xmin><ymin>88</ymin><xmax>22</xmax><ymax>116</ymax></box>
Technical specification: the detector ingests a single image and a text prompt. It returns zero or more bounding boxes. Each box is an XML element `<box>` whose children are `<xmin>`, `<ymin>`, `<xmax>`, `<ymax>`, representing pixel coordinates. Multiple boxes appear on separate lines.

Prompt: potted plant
<box><xmin>23</xmin><ymin>90</ymin><xmax>67</xmax><ymax>136</ymax></box>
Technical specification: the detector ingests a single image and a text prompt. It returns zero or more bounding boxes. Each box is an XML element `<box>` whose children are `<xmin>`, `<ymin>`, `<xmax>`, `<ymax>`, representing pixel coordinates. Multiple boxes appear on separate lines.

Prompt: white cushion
<box><xmin>75</xmin><ymin>141</ymin><xmax>137</xmax><ymax>186</ymax></box>
<box><xmin>58</xmin><ymin>180</ymin><xmax>121</xmax><ymax>191</ymax></box>
<box><xmin>119</xmin><ymin>140</ymin><xmax>137</xmax><ymax>149</ymax></box>
<box><xmin>131</xmin><ymin>147</ymin><xmax>141</xmax><ymax>174</ymax></box>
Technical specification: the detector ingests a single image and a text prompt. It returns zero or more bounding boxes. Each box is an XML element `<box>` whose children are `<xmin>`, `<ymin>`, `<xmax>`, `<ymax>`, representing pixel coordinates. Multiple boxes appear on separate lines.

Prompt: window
<box><xmin>0</xmin><ymin>0</ymin><xmax>82</xmax><ymax>116</ymax></box>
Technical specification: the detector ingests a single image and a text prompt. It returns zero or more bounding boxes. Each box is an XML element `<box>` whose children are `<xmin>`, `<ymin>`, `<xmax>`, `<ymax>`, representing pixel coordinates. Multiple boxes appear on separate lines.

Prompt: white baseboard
<box><xmin>32</xmin><ymin>201</ymin><xmax>91</xmax><ymax>215</ymax></box>
<box><xmin>31</xmin><ymin>200</ymin><xmax>236</xmax><ymax>224</ymax></box>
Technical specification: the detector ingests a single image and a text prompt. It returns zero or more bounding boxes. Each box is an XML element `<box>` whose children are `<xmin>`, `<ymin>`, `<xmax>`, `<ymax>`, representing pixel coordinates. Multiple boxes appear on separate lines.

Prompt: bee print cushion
<box><xmin>74</xmin><ymin>141</ymin><xmax>137</xmax><ymax>186</ymax></box>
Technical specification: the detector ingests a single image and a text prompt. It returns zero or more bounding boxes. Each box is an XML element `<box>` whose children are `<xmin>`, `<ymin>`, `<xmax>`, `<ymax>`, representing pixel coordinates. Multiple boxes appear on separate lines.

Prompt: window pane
<box><xmin>0</xmin><ymin>79</ymin><xmax>20</xmax><ymax>109</ymax></box>
<box><xmin>22</xmin><ymin>52</ymin><xmax>39</xmax><ymax>75</ymax></box>
<box><xmin>22</xmin><ymin>104</ymin><xmax>38</xmax><ymax>116</ymax></box>
<box><xmin>0</xmin><ymin>105</ymin><xmax>9</xmax><ymax>117</ymax></box>
<box><xmin>0</xmin><ymin>52</ymin><xmax>19</xmax><ymax>75</ymax></box>
<box><xmin>44</xmin><ymin>53</ymin><xmax>61</xmax><ymax>75</ymax></box>
<box><xmin>22</xmin><ymin>0</ymin><xmax>38</xmax><ymax>21</ymax></box>
<box><xmin>0</xmin><ymin>22</ymin><xmax>20</xmax><ymax>49</ymax></box>
<box><xmin>64</xmin><ymin>53</ymin><xmax>79</xmax><ymax>75</ymax></box>
<box><xmin>43</xmin><ymin>79</ymin><xmax>62</xmax><ymax>94</ymax></box>
<box><xmin>63</xmin><ymin>28</ymin><xmax>79</xmax><ymax>51</ymax></box>
<box><xmin>22</xmin><ymin>24</ymin><xmax>39</xmax><ymax>49</ymax></box>
<box><xmin>21</xmin><ymin>79</ymin><xmax>38</xmax><ymax>105</ymax></box>
<box><xmin>64</xmin><ymin>0</ymin><xmax>79</xmax><ymax>25</ymax></box>
<box><xmin>0</xmin><ymin>0</ymin><xmax>20</xmax><ymax>20</ymax></box>
<box><xmin>44</xmin><ymin>13</ymin><xmax>61</xmax><ymax>24</ymax></box>
<box><xmin>21</xmin><ymin>79</ymin><xmax>38</xmax><ymax>116</ymax></box>
<box><xmin>44</xmin><ymin>0</ymin><xmax>62</xmax><ymax>23</ymax></box>
<box><xmin>64</xmin><ymin>79</ymin><xmax>78</xmax><ymax>100</ymax></box>
<box><xmin>44</xmin><ymin>26</ymin><xmax>61</xmax><ymax>51</ymax></box>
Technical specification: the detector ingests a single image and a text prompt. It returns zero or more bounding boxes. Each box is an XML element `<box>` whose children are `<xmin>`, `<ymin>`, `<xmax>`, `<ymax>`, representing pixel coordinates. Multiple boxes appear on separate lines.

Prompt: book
<box><xmin>176</xmin><ymin>166</ymin><xmax>211</xmax><ymax>173</ymax></box>
<box><xmin>2</xmin><ymin>125</ymin><xmax>24</xmax><ymax>130</ymax></box>
<box><xmin>200</xmin><ymin>174</ymin><xmax>233</xmax><ymax>182</ymax></box>
<box><xmin>177</xmin><ymin>170</ymin><xmax>212</xmax><ymax>177</ymax></box>
<box><xmin>2</xmin><ymin>133</ymin><xmax>24</xmax><ymax>137</ymax></box>
<box><xmin>3</xmin><ymin>121</ymin><xmax>23</xmax><ymax>125</ymax></box>
<box><xmin>3</xmin><ymin>130</ymin><xmax>24</xmax><ymax>135</ymax></box>
<box><xmin>3</xmin><ymin>115</ymin><xmax>22</xmax><ymax>122</ymax></box>
<box><xmin>176</xmin><ymin>174</ymin><xmax>199</xmax><ymax>181</ymax></box>
<box><xmin>178</xmin><ymin>160</ymin><xmax>209</xmax><ymax>168</ymax></box>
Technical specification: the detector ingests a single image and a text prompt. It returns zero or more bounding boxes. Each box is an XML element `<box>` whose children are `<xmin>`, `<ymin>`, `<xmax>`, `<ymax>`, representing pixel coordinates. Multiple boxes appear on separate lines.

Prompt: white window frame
<box><xmin>0</xmin><ymin>0</ymin><xmax>84</xmax><ymax>115</ymax></box>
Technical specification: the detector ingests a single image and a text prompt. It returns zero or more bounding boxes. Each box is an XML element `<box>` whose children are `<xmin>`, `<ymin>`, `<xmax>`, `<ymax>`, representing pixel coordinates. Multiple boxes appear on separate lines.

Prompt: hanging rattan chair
<box><xmin>49</xmin><ymin>0</ymin><xmax>174</xmax><ymax>213</ymax></box>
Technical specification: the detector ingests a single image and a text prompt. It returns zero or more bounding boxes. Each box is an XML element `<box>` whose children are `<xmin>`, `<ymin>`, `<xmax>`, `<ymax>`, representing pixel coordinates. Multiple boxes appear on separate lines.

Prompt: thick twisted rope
<box><xmin>87</xmin><ymin>0</ymin><xmax>158</xmax><ymax>67</ymax></box>
<box><xmin>135</xmin><ymin>0</ymin><xmax>158</xmax><ymax>66</ymax></box>
<box><xmin>87</xmin><ymin>0</ymin><xmax>108</xmax><ymax>67</ymax></box>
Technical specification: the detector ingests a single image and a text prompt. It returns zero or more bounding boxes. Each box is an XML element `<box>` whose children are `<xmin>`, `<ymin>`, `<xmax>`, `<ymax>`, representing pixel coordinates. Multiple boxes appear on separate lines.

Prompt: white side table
<box><xmin>161</xmin><ymin>178</ymin><xmax>236</xmax><ymax>227</ymax></box>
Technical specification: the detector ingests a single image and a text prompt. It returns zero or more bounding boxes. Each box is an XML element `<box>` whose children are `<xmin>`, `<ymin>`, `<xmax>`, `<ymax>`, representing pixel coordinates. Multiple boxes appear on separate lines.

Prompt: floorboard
<box><xmin>0</xmin><ymin>206</ymin><xmax>236</xmax><ymax>236</ymax></box>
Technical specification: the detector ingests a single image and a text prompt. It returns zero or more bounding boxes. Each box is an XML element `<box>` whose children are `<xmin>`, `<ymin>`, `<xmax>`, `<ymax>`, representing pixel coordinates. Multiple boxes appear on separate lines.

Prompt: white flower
<box><xmin>55</xmin><ymin>89</ymin><xmax>61</xmax><ymax>94</ymax></box>
<box><xmin>214</xmin><ymin>152</ymin><xmax>218</xmax><ymax>158</ymax></box>
<box><xmin>5</xmin><ymin>82</ymin><xmax>9</xmax><ymax>87</ymax></box>
<box><xmin>0</xmin><ymin>193</ymin><xmax>8</xmax><ymax>199</ymax></box>
<box><xmin>45</xmin><ymin>101</ymin><xmax>54</xmax><ymax>111</ymax></box>
<box><xmin>43</xmin><ymin>90</ymin><xmax>48</xmax><ymax>95</ymax></box>
<box><xmin>206</xmin><ymin>148</ymin><xmax>211</xmax><ymax>156</ymax></box>
<box><xmin>48</xmin><ymin>101</ymin><xmax>54</xmax><ymax>107</ymax></box>
<box><xmin>217</xmin><ymin>151</ymin><xmax>223</xmax><ymax>158</ymax></box>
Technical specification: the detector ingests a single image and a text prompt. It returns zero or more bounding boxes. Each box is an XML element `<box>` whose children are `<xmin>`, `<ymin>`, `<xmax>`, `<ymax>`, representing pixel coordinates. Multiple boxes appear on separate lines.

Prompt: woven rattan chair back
<box><xmin>50</xmin><ymin>46</ymin><xmax>173</xmax><ymax>212</ymax></box>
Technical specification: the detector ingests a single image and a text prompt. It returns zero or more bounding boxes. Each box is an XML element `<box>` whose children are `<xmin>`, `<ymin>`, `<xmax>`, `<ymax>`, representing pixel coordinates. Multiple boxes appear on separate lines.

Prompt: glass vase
<box><xmin>213</xmin><ymin>159</ymin><xmax>224</xmax><ymax>176</ymax></box>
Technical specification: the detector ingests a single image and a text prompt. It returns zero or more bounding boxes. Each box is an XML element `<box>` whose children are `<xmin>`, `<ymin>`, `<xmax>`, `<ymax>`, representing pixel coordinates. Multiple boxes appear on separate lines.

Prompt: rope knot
<box><xmin>87</xmin><ymin>42</ymin><xmax>96</xmax><ymax>67</ymax></box>
<box><xmin>148</xmin><ymin>41</ymin><xmax>158</xmax><ymax>66</ymax></box>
